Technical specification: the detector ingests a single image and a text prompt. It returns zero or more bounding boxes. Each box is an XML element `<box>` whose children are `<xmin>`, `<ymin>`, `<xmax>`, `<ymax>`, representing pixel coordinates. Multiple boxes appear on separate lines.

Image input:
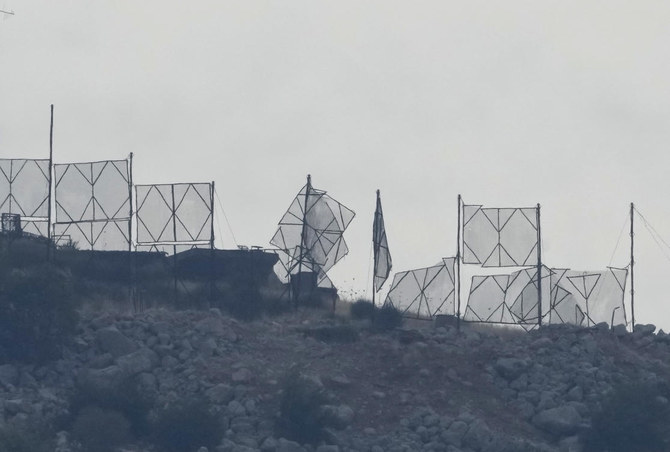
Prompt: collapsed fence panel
<box><xmin>270</xmin><ymin>178</ymin><xmax>355</xmax><ymax>293</ymax></box>
<box><xmin>549</xmin><ymin>267</ymin><xmax>628</xmax><ymax>327</ymax></box>
<box><xmin>464</xmin><ymin>266</ymin><xmax>628</xmax><ymax>328</ymax></box>
<box><xmin>384</xmin><ymin>258</ymin><xmax>456</xmax><ymax>319</ymax></box>
<box><xmin>463</xmin><ymin>266</ymin><xmax>551</xmax><ymax>325</ymax></box>
<box><xmin>135</xmin><ymin>182</ymin><xmax>214</xmax><ymax>307</ymax></box>
<box><xmin>53</xmin><ymin>159</ymin><xmax>131</xmax><ymax>250</ymax></box>
<box><xmin>0</xmin><ymin>158</ymin><xmax>50</xmax><ymax>236</ymax></box>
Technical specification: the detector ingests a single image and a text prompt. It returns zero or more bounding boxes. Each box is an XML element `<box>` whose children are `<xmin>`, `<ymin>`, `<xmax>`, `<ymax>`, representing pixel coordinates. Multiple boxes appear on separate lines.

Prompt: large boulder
<box><xmin>0</xmin><ymin>364</ymin><xmax>19</xmax><ymax>387</ymax></box>
<box><xmin>78</xmin><ymin>365</ymin><xmax>125</xmax><ymax>390</ymax></box>
<box><xmin>495</xmin><ymin>358</ymin><xmax>529</xmax><ymax>381</ymax></box>
<box><xmin>634</xmin><ymin>324</ymin><xmax>656</xmax><ymax>335</ymax></box>
<box><xmin>116</xmin><ymin>348</ymin><xmax>159</xmax><ymax>376</ymax></box>
<box><xmin>195</xmin><ymin>316</ymin><xmax>225</xmax><ymax>335</ymax></box>
<box><xmin>441</xmin><ymin>420</ymin><xmax>468</xmax><ymax>447</ymax></box>
<box><xmin>276</xmin><ymin>438</ymin><xmax>307</xmax><ymax>452</ymax></box>
<box><xmin>318</xmin><ymin>404</ymin><xmax>354</xmax><ymax>430</ymax></box>
<box><xmin>533</xmin><ymin>405</ymin><xmax>582</xmax><ymax>436</ymax></box>
<box><xmin>205</xmin><ymin>383</ymin><xmax>234</xmax><ymax>405</ymax></box>
<box><xmin>96</xmin><ymin>327</ymin><xmax>137</xmax><ymax>358</ymax></box>
<box><xmin>463</xmin><ymin>419</ymin><xmax>494</xmax><ymax>450</ymax></box>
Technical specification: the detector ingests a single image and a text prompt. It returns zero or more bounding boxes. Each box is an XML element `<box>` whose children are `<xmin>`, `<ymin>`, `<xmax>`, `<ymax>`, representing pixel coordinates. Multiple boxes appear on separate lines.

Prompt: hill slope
<box><xmin>1</xmin><ymin>306</ymin><xmax>669</xmax><ymax>452</ymax></box>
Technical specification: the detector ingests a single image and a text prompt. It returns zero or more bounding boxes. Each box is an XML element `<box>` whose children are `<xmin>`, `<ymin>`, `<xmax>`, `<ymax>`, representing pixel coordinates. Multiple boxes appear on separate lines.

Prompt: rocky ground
<box><xmin>1</xmin><ymin>304</ymin><xmax>669</xmax><ymax>452</ymax></box>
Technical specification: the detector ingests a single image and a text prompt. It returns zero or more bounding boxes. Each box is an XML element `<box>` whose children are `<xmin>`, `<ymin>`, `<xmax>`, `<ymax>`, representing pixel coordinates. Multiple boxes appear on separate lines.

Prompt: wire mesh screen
<box><xmin>0</xmin><ymin>159</ymin><xmax>50</xmax><ymax>236</ymax></box>
<box><xmin>464</xmin><ymin>266</ymin><xmax>551</xmax><ymax>325</ymax></box>
<box><xmin>136</xmin><ymin>183</ymin><xmax>213</xmax><ymax>249</ymax></box>
<box><xmin>384</xmin><ymin>258</ymin><xmax>456</xmax><ymax>319</ymax></box>
<box><xmin>53</xmin><ymin>160</ymin><xmax>131</xmax><ymax>250</ymax></box>
<box><xmin>548</xmin><ymin>267</ymin><xmax>628</xmax><ymax>327</ymax></box>
<box><xmin>270</xmin><ymin>180</ymin><xmax>355</xmax><ymax>289</ymax></box>
<box><xmin>464</xmin><ymin>266</ymin><xmax>627</xmax><ymax>327</ymax></box>
<box><xmin>463</xmin><ymin>205</ymin><xmax>538</xmax><ymax>267</ymax></box>
<box><xmin>135</xmin><ymin>183</ymin><xmax>214</xmax><ymax>307</ymax></box>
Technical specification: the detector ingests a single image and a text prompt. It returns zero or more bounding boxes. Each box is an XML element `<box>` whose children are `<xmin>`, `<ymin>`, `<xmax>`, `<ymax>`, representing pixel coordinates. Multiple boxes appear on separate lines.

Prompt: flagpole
<box><xmin>372</xmin><ymin>190</ymin><xmax>381</xmax><ymax>311</ymax></box>
<box><xmin>456</xmin><ymin>194</ymin><xmax>462</xmax><ymax>332</ymax></box>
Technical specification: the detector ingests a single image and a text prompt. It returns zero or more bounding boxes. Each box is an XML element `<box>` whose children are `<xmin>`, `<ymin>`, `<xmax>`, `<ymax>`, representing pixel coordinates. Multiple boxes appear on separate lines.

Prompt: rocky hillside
<box><xmin>1</xmin><ymin>305</ymin><xmax>669</xmax><ymax>452</ymax></box>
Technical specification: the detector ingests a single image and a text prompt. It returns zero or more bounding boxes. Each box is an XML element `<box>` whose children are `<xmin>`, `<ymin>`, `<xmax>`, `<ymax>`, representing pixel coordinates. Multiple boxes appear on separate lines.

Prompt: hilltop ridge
<box><xmin>1</xmin><ymin>301</ymin><xmax>669</xmax><ymax>452</ymax></box>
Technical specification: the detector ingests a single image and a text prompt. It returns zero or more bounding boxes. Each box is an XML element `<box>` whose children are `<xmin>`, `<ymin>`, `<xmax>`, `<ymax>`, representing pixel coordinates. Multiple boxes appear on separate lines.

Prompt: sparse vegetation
<box><xmin>581</xmin><ymin>382</ymin><xmax>670</xmax><ymax>452</ymax></box>
<box><xmin>373</xmin><ymin>303</ymin><xmax>403</xmax><ymax>332</ymax></box>
<box><xmin>220</xmin><ymin>285</ymin><xmax>266</xmax><ymax>321</ymax></box>
<box><xmin>350</xmin><ymin>298</ymin><xmax>375</xmax><ymax>319</ymax></box>
<box><xmin>0</xmin><ymin>423</ymin><xmax>53</xmax><ymax>452</ymax></box>
<box><xmin>0</xmin><ymin>263</ymin><xmax>79</xmax><ymax>363</ymax></box>
<box><xmin>276</xmin><ymin>370</ymin><xmax>332</xmax><ymax>444</ymax></box>
<box><xmin>151</xmin><ymin>397</ymin><xmax>223</xmax><ymax>452</ymax></box>
<box><xmin>70</xmin><ymin>406</ymin><xmax>132</xmax><ymax>452</ymax></box>
<box><xmin>69</xmin><ymin>376</ymin><xmax>155</xmax><ymax>438</ymax></box>
<box><xmin>302</xmin><ymin>323</ymin><xmax>359</xmax><ymax>343</ymax></box>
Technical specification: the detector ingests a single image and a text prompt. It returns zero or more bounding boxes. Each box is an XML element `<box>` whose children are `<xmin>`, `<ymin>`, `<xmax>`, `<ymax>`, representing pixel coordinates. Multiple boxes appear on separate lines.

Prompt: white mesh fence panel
<box><xmin>53</xmin><ymin>160</ymin><xmax>130</xmax><ymax>250</ymax></box>
<box><xmin>385</xmin><ymin>258</ymin><xmax>455</xmax><ymax>319</ymax></box>
<box><xmin>0</xmin><ymin>159</ymin><xmax>50</xmax><ymax>236</ymax></box>
<box><xmin>463</xmin><ymin>205</ymin><xmax>538</xmax><ymax>267</ymax></box>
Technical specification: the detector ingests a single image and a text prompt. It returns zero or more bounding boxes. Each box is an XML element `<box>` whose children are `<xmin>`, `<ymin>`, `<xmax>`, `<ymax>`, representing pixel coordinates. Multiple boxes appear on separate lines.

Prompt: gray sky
<box><xmin>2</xmin><ymin>1</ymin><xmax>670</xmax><ymax>329</ymax></box>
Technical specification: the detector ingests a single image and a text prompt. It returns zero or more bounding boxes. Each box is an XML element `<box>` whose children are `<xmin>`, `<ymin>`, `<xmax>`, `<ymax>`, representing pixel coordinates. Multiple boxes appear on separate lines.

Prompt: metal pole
<box><xmin>90</xmin><ymin>164</ymin><xmax>95</xmax><ymax>250</ymax></box>
<box><xmin>172</xmin><ymin>185</ymin><xmax>178</xmax><ymax>306</ymax></box>
<box><xmin>210</xmin><ymin>181</ymin><xmax>215</xmax><ymax>303</ymax></box>
<box><xmin>128</xmin><ymin>153</ymin><xmax>134</xmax><ymax>307</ymax></box>
<box><xmin>296</xmin><ymin>174</ymin><xmax>311</xmax><ymax>306</ymax></box>
<box><xmin>128</xmin><ymin>153</ymin><xmax>133</xmax><ymax>252</ymax></box>
<box><xmin>536</xmin><ymin>204</ymin><xmax>542</xmax><ymax>327</ymax></box>
<box><xmin>47</xmin><ymin>105</ymin><xmax>54</xmax><ymax>261</ymax></box>
<box><xmin>456</xmin><ymin>194</ymin><xmax>462</xmax><ymax>331</ymax></box>
<box><xmin>630</xmin><ymin>202</ymin><xmax>635</xmax><ymax>331</ymax></box>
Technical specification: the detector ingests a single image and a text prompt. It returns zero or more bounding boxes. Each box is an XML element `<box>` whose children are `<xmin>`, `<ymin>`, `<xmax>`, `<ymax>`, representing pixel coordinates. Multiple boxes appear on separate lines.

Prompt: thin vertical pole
<box><xmin>90</xmin><ymin>164</ymin><xmax>95</xmax><ymax>250</ymax></box>
<box><xmin>456</xmin><ymin>194</ymin><xmax>462</xmax><ymax>331</ymax></box>
<box><xmin>171</xmin><ymin>185</ymin><xmax>178</xmax><ymax>306</ymax></box>
<box><xmin>630</xmin><ymin>202</ymin><xmax>635</xmax><ymax>331</ymax></box>
<box><xmin>296</xmin><ymin>174</ymin><xmax>311</xmax><ymax>306</ymax></box>
<box><xmin>536</xmin><ymin>203</ymin><xmax>542</xmax><ymax>327</ymax></box>
<box><xmin>128</xmin><ymin>153</ymin><xmax>133</xmax><ymax>253</ymax></box>
<box><xmin>8</xmin><ymin>161</ymin><xmax>13</xmax><ymax>213</ymax></box>
<box><xmin>47</xmin><ymin>104</ymin><xmax>54</xmax><ymax>261</ymax></box>
<box><xmin>210</xmin><ymin>181</ymin><xmax>216</xmax><ymax>303</ymax></box>
<box><xmin>128</xmin><ymin>153</ymin><xmax>134</xmax><ymax>307</ymax></box>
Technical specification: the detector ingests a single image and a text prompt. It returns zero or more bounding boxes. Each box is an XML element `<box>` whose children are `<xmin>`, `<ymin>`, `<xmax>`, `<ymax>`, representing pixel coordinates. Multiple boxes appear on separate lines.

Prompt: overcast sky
<box><xmin>2</xmin><ymin>1</ymin><xmax>670</xmax><ymax>329</ymax></box>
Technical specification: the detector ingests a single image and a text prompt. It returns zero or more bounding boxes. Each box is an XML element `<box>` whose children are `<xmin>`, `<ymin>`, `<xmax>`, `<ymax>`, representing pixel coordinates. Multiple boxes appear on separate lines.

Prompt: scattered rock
<box><xmin>0</xmin><ymin>364</ymin><xmax>19</xmax><ymax>387</ymax></box>
<box><xmin>634</xmin><ymin>324</ymin><xmax>656</xmax><ymax>335</ymax></box>
<box><xmin>533</xmin><ymin>405</ymin><xmax>583</xmax><ymax>436</ymax></box>
<box><xmin>276</xmin><ymin>437</ymin><xmax>306</xmax><ymax>452</ymax></box>
<box><xmin>319</xmin><ymin>404</ymin><xmax>354</xmax><ymax>430</ymax></box>
<box><xmin>232</xmin><ymin>368</ymin><xmax>253</xmax><ymax>383</ymax></box>
<box><xmin>116</xmin><ymin>347</ymin><xmax>159</xmax><ymax>376</ymax></box>
<box><xmin>96</xmin><ymin>326</ymin><xmax>138</xmax><ymax>358</ymax></box>
<box><xmin>495</xmin><ymin>358</ymin><xmax>529</xmax><ymax>381</ymax></box>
